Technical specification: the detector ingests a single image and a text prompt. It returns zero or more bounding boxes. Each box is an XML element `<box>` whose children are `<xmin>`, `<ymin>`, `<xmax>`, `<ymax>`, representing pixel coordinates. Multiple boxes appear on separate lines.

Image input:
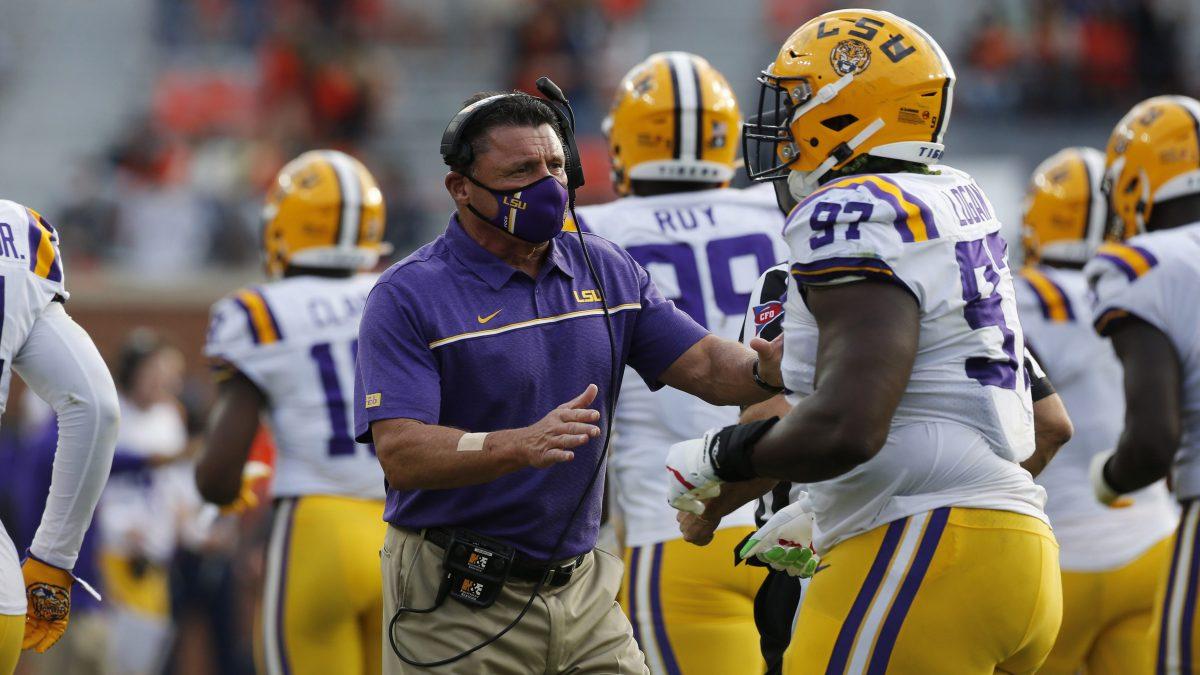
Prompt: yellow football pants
<box><xmin>620</xmin><ymin>527</ymin><xmax>766</xmax><ymax>675</ymax></box>
<box><xmin>1150</xmin><ymin>499</ymin><xmax>1200</xmax><ymax>674</ymax></box>
<box><xmin>1039</xmin><ymin>534</ymin><xmax>1171</xmax><ymax>675</ymax></box>
<box><xmin>261</xmin><ymin>495</ymin><xmax>387</xmax><ymax>675</ymax></box>
<box><xmin>0</xmin><ymin>613</ymin><xmax>21</xmax><ymax>675</ymax></box>
<box><xmin>785</xmin><ymin>507</ymin><xmax>1062</xmax><ymax>675</ymax></box>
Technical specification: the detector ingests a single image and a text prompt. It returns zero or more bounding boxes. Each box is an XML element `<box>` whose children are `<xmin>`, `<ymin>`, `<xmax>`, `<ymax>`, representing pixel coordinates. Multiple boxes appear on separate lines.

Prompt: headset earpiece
<box><xmin>439</xmin><ymin>83</ymin><xmax>585</xmax><ymax>192</ymax></box>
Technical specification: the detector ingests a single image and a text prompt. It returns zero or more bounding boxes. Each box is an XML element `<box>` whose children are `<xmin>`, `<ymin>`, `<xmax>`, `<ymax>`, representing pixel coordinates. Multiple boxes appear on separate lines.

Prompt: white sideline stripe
<box><xmin>846</xmin><ymin>511</ymin><xmax>929</xmax><ymax>675</ymax></box>
<box><xmin>1166</xmin><ymin>500</ymin><xmax>1199</xmax><ymax>672</ymax></box>
<box><xmin>634</xmin><ymin>546</ymin><xmax>664</xmax><ymax>674</ymax></box>
<box><xmin>263</xmin><ymin>499</ymin><xmax>295</xmax><ymax>675</ymax></box>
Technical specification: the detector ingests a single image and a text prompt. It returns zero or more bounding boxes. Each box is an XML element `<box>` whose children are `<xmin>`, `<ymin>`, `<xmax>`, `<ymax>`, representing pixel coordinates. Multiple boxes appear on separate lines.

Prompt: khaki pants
<box><xmin>381</xmin><ymin>526</ymin><xmax>648</xmax><ymax>675</ymax></box>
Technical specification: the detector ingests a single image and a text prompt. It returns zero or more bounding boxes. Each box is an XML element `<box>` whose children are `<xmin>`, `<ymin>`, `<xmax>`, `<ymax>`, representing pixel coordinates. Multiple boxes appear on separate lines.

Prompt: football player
<box><xmin>666</xmin><ymin>10</ymin><xmax>1065</xmax><ymax>673</ymax></box>
<box><xmin>1017</xmin><ymin>147</ymin><xmax>1177</xmax><ymax>674</ymax></box>
<box><xmin>196</xmin><ymin>150</ymin><xmax>389</xmax><ymax>675</ymax></box>
<box><xmin>0</xmin><ymin>201</ymin><xmax>118</xmax><ymax>672</ymax></box>
<box><xmin>1086</xmin><ymin>95</ymin><xmax>1200</xmax><ymax>674</ymax></box>
<box><xmin>575</xmin><ymin>51</ymin><xmax>788</xmax><ymax>674</ymax></box>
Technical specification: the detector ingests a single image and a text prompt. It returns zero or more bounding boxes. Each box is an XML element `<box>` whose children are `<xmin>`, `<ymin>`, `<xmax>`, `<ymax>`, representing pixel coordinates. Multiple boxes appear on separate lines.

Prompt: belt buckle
<box><xmin>543</xmin><ymin>558</ymin><xmax>576</xmax><ymax>587</ymax></box>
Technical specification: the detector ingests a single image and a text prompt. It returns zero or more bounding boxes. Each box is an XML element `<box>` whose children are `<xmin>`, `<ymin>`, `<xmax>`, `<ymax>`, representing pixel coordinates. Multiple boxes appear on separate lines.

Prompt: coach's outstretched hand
<box><xmin>517</xmin><ymin>384</ymin><xmax>601</xmax><ymax>468</ymax></box>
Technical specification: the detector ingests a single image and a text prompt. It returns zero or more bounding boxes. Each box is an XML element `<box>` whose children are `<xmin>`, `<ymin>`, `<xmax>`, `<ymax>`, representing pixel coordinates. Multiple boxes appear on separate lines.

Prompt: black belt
<box><xmin>423</xmin><ymin>527</ymin><xmax>585</xmax><ymax>587</ymax></box>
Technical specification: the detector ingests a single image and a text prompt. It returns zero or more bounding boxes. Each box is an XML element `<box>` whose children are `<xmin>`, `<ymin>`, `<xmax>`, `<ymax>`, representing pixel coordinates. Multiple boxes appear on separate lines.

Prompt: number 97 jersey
<box><xmin>785</xmin><ymin>167</ymin><xmax>1034</xmax><ymax>463</ymax></box>
<box><xmin>205</xmin><ymin>274</ymin><xmax>384</xmax><ymax>499</ymax></box>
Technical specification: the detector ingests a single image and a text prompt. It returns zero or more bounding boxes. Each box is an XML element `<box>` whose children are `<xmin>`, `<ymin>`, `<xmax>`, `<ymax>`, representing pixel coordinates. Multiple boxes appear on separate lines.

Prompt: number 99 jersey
<box><xmin>205</xmin><ymin>273</ymin><xmax>383</xmax><ymax>499</ymax></box>
<box><xmin>575</xmin><ymin>185</ymin><xmax>788</xmax><ymax>547</ymax></box>
<box><xmin>784</xmin><ymin>167</ymin><xmax>1046</xmax><ymax>550</ymax></box>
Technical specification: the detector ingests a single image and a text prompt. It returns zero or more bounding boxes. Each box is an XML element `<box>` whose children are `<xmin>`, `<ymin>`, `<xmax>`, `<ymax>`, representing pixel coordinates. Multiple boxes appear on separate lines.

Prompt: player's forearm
<box><xmin>197</xmin><ymin>376</ymin><xmax>263</xmax><ymax>505</ymax></box>
<box><xmin>664</xmin><ymin>336</ymin><xmax>771</xmax><ymax>406</ymax></box>
<box><xmin>1107</xmin><ymin>428</ymin><xmax>1177</xmax><ymax>493</ymax></box>
<box><xmin>375</xmin><ymin>421</ymin><xmax>527</xmax><ymax>490</ymax></box>
<box><xmin>750</xmin><ymin>398</ymin><xmax>878</xmax><ymax>483</ymax></box>
<box><xmin>1021</xmin><ymin>393</ymin><xmax>1072</xmax><ymax>478</ymax></box>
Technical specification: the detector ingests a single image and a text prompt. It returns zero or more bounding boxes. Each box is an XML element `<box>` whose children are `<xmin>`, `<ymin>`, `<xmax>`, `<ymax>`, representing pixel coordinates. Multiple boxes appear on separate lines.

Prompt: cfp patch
<box><xmin>365</xmin><ymin>393</ymin><xmax>382</xmax><ymax>408</ymax></box>
<box><xmin>752</xmin><ymin>301</ymin><xmax>783</xmax><ymax>335</ymax></box>
<box><xmin>830</xmin><ymin>38</ymin><xmax>871</xmax><ymax>76</ymax></box>
<box><xmin>28</xmin><ymin>582</ymin><xmax>69</xmax><ymax>621</ymax></box>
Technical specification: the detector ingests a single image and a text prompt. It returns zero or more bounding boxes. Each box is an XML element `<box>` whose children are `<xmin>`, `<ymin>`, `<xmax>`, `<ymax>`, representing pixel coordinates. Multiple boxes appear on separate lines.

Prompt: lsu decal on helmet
<box><xmin>743</xmin><ymin>9</ymin><xmax>954</xmax><ymax>196</ymax></box>
<box><xmin>1103</xmin><ymin>95</ymin><xmax>1200</xmax><ymax>241</ymax></box>
<box><xmin>262</xmin><ymin>150</ymin><xmax>387</xmax><ymax>278</ymax></box>
<box><xmin>1022</xmin><ymin>147</ymin><xmax>1106</xmax><ymax>266</ymax></box>
<box><xmin>603</xmin><ymin>51</ymin><xmax>740</xmax><ymax>196</ymax></box>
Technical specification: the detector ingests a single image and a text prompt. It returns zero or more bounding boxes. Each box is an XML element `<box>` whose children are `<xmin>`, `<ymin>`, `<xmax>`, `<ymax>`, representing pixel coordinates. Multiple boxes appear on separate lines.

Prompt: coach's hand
<box><xmin>512</xmin><ymin>384</ymin><xmax>601</xmax><ymax>468</ymax></box>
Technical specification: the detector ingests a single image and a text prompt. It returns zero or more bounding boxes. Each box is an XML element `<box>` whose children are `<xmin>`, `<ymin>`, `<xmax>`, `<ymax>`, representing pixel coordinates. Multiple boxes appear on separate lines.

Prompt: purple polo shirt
<box><xmin>354</xmin><ymin>215</ymin><xmax>706</xmax><ymax>559</ymax></box>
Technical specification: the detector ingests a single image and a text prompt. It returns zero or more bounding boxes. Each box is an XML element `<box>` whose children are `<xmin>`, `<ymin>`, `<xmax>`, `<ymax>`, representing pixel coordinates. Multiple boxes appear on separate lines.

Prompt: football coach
<box><xmin>355</xmin><ymin>83</ymin><xmax>784</xmax><ymax>674</ymax></box>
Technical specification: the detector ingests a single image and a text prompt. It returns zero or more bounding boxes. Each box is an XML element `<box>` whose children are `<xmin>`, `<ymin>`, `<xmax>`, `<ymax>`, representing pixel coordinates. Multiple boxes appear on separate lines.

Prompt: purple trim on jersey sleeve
<box><xmin>790</xmin><ymin>256</ymin><xmax>896</xmax><ymax>285</ymax></box>
<box><xmin>873</xmin><ymin>175</ymin><xmax>939</xmax><ymax>239</ymax></box>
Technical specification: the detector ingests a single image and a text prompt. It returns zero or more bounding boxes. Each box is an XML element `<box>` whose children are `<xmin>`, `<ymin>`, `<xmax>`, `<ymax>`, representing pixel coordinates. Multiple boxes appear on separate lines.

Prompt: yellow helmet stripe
<box><xmin>234</xmin><ymin>289</ymin><xmax>282</xmax><ymax>345</ymax></box>
<box><xmin>1019</xmin><ymin>267</ymin><xmax>1074</xmax><ymax>322</ymax></box>
<box><xmin>324</xmin><ymin>151</ymin><xmax>362</xmax><ymax>250</ymax></box>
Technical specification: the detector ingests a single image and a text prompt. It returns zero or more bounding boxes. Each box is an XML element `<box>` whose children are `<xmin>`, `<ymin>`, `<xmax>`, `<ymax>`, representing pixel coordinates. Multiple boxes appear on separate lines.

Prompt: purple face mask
<box><xmin>466</xmin><ymin>174</ymin><xmax>569</xmax><ymax>243</ymax></box>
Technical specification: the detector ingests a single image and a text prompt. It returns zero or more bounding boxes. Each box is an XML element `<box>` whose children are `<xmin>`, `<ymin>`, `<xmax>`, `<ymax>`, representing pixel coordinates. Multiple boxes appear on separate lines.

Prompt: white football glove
<box><xmin>665</xmin><ymin>431</ymin><xmax>723</xmax><ymax>515</ymax></box>
<box><xmin>739</xmin><ymin>495</ymin><xmax>822</xmax><ymax>578</ymax></box>
<box><xmin>1089</xmin><ymin>449</ymin><xmax>1133</xmax><ymax>508</ymax></box>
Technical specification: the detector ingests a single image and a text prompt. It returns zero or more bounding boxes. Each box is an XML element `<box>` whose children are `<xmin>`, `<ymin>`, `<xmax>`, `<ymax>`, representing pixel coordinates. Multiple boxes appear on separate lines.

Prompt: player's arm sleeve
<box><xmin>739</xmin><ymin>264</ymin><xmax>790</xmax><ymax>346</ymax></box>
<box><xmin>13</xmin><ymin>302</ymin><xmax>118</xmax><ymax>570</ymax></box>
<box><xmin>354</xmin><ymin>281</ymin><xmax>441</xmax><ymax>442</ymax></box>
<box><xmin>624</xmin><ymin>255</ymin><xmax>709</xmax><ymax>390</ymax></box>
<box><xmin>1086</xmin><ymin>243</ymin><xmax>1171</xmax><ymax>338</ymax></box>
<box><xmin>1025</xmin><ymin>353</ymin><xmax>1055</xmax><ymax>402</ymax></box>
<box><xmin>785</xmin><ymin>186</ymin><xmax>925</xmax><ymax>303</ymax></box>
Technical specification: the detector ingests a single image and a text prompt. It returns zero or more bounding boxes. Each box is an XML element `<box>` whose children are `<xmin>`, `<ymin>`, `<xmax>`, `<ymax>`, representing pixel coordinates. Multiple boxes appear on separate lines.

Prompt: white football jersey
<box><xmin>577</xmin><ymin>185</ymin><xmax>788</xmax><ymax>547</ymax></box>
<box><xmin>0</xmin><ymin>200</ymin><xmax>70</xmax><ymax>614</ymax></box>
<box><xmin>205</xmin><ymin>273</ymin><xmax>384</xmax><ymax>499</ymax></box>
<box><xmin>1017</xmin><ymin>264</ymin><xmax>1176</xmax><ymax>571</ymax></box>
<box><xmin>783</xmin><ymin>168</ymin><xmax>1046</xmax><ymax>551</ymax></box>
<box><xmin>1086</xmin><ymin>224</ymin><xmax>1200</xmax><ymax>500</ymax></box>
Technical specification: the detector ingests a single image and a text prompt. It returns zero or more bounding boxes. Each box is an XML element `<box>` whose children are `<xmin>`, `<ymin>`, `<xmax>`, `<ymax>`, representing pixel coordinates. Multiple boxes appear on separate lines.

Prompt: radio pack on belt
<box><xmin>442</xmin><ymin>530</ymin><xmax>515</xmax><ymax>609</ymax></box>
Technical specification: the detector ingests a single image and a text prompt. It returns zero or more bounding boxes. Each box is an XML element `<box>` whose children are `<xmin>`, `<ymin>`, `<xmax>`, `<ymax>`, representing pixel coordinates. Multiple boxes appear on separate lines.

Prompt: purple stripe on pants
<box><xmin>825</xmin><ymin>517</ymin><xmax>907</xmax><ymax>675</ymax></box>
<box><xmin>649</xmin><ymin>543</ymin><xmax>682</xmax><ymax>675</ymax></box>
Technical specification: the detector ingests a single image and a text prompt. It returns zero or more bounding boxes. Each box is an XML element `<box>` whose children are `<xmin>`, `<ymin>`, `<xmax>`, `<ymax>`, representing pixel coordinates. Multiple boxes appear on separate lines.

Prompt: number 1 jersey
<box><xmin>205</xmin><ymin>273</ymin><xmax>383</xmax><ymax>499</ymax></box>
<box><xmin>576</xmin><ymin>186</ymin><xmax>788</xmax><ymax>547</ymax></box>
<box><xmin>784</xmin><ymin>167</ymin><xmax>1046</xmax><ymax>550</ymax></box>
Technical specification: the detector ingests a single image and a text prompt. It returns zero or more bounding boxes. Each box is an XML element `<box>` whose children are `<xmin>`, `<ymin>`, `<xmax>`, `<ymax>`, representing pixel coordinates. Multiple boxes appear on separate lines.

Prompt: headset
<box><xmin>388</xmin><ymin>77</ymin><xmax>619</xmax><ymax>668</ymax></box>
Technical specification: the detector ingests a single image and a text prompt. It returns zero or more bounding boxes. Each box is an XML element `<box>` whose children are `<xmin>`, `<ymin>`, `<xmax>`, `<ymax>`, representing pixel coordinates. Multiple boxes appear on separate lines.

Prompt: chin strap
<box><xmin>788</xmin><ymin>118</ymin><xmax>886</xmax><ymax>200</ymax></box>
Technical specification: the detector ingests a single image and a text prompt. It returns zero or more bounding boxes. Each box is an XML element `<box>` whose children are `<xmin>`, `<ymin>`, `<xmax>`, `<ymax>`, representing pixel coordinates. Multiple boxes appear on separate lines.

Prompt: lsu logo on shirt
<box><xmin>574</xmin><ymin>289</ymin><xmax>602</xmax><ymax>303</ymax></box>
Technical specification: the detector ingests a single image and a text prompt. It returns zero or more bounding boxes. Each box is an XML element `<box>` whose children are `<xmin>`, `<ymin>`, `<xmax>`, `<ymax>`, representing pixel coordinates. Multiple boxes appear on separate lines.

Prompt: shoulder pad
<box><xmin>1018</xmin><ymin>267</ymin><xmax>1076</xmax><ymax>323</ymax></box>
<box><xmin>788</xmin><ymin>173</ymin><xmax>941</xmax><ymax>244</ymax></box>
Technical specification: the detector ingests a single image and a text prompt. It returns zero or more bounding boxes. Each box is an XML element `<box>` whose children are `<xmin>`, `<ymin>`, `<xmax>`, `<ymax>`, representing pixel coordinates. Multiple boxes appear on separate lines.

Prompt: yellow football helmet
<box><xmin>262</xmin><ymin>150</ymin><xmax>387</xmax><ymax>278</ymax></box>
<box><xmin>743</xmin><ymin>9</ymin><xmax>954</xmax><ymax>196</ymax></box>
<box><xmin>1103</xmin><ymin>95</ymin><xmax>1200</xmax><ymax>240</ymax></box>
<box><xmin>603</xmin><ymin>51</ymin><xmax>740</xmax><ymax>196</ymax></box>
<box><xmin>1021</xmin><ymin>147</ymin><xmax>1106</xmax><ymax>266</ymax></box>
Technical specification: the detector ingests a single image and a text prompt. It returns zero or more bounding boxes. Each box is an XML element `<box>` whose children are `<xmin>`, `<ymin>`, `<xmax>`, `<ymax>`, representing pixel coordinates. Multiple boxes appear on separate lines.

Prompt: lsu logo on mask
<box><xmin>574</xmin><ymin>289</ymin><xmax>602</xmax><ymax>303</ymax></box>
<box><xmin>502</xmin><ymin>195</ymin><xmax>527</xmax><ymax>211</ymax></box>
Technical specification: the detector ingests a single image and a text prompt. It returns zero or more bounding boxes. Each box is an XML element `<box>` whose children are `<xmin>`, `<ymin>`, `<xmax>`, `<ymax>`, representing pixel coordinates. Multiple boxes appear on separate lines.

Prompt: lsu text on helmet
<box><xmin>262</xmin><ymin>150</ymin><xmax>388</xmax><ymax>278</ymax></box>
<box><xmin>743</xmin><ymin>9</ymin><xmax>954</xmax><ymax>198</ymax></box>
<box><xmin>1103</xmin><ymin>95</ymin><xmax>1200</xmax><ymax>241</ymax></box>
<box><xmin>1022</xmin><ymin>147</ymin><xmax>1107</xmax><ymax>266</ymax></box>
<box><xmin>603</xmin><ymin>51</ymin><xmax>740</xmax><ymax>196</ymax></box>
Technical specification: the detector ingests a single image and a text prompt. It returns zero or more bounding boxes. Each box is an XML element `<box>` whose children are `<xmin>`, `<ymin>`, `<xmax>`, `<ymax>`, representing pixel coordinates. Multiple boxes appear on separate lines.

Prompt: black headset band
<box><xmin>439</xmin><ymin>83</ymin><xmax>584</xmax><ymax>192</ymax></box>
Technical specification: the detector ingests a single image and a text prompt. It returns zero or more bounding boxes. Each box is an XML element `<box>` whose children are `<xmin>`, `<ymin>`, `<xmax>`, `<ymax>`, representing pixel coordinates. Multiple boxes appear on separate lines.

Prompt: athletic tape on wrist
<box><xmin>458</xmin><ymin>432</ymin><xmax>488</xmax><ymax>452</ymax></box>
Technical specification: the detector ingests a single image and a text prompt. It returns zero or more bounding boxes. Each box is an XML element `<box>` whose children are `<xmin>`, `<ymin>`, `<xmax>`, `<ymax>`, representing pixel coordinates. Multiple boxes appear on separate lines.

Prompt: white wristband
<box><xmin>457</xmin><ymin>432</ymin><xmax>488</xmax><ymax>452</ymax></box>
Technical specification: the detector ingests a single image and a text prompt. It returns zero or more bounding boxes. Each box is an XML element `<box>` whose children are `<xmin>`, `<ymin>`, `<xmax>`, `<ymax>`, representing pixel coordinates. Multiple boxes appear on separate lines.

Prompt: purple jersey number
<box><xmin>627</xmin><ymin>234</ymin><xmax>776</xmax><ymax>328</ymax></box>
<box><xmin>955</xmin><ymin>233</ymin><xmax>1019</xmax><ymax>389</ymax></box>
<box><xmin>809</xmin><ymin>201</ymin><xmax>872</xmax><ymax>250</ymax></box>
<box><xmin>310</xmin><ymin>339</ymin><xmax>374</xmax><ymax>456</ymax></box>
